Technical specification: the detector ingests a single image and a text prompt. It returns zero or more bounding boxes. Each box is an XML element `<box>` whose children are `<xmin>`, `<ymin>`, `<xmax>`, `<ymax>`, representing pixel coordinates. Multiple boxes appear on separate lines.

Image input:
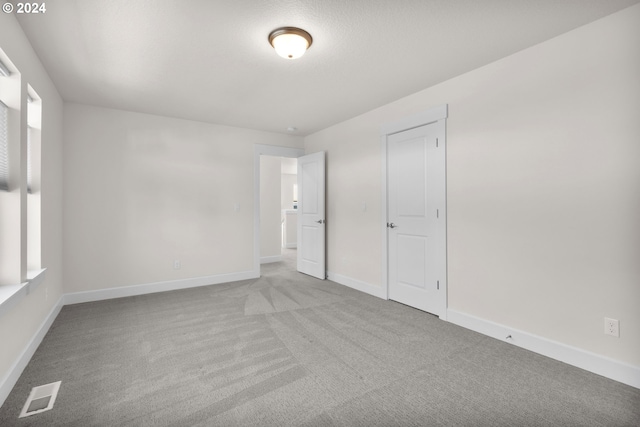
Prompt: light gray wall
<box><xmin>0</xmin><ymin>14</ymin><xmax>64</xmax><ymax>382</ymax></box>
<box><xmin>63</xmin><ymin>104</ymin><xmax>303</xmax><ymax>293</ymax></box>
<box><xmin>305</xmin><ymin>5</ymin><xmax>640</xmax><ymax>366</ymax></box>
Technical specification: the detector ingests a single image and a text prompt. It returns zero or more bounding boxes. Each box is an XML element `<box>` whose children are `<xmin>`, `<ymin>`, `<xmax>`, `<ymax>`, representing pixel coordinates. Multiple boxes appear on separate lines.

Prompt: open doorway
<box><xmin>253</xmin><ymin>144</ymin><xmax>304</xmax><ymax>277</ymax></box>
<box><xmin>279</xmin><ymin>157</ymin><xmax>298</xmax><ymax>270</ymax></box>
<box><xmin>259</xmin><ymin>155</ymin><xmax>298</xmax><ymax>270</ymax></box>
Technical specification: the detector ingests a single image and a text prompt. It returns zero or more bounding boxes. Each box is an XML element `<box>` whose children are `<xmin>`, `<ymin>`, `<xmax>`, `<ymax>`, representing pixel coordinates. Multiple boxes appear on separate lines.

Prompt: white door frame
<box><xmin>380</xmin><ymin>104</ymin><xmax>448</xmax><ymax>318</ymax></box>
<box><xmin>253</xmin><ymin>144</ymin><xmax>305</xmax><ymax>278</ymax></box>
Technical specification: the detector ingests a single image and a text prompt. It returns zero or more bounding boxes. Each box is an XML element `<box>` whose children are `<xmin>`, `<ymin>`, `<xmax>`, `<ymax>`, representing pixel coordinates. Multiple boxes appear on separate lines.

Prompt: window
<box><xmin>0</xmin><ymin>56</ymin><xmax>13</xmax><ymax>195</ymax></box>
<box><xmin>27</xmin><ymin>112</ymin><xmax>32</xmax><ymax>193</ymax></box>
<box><xmin>0</xmin><ymin>52</ymin><xmax>19</xmax><ymax>288</ymax></box>
<box><xmin>0</xmin><ymin>50</ymin><xmax>45</xmax><ymax>314</ymax></box>
<box><xmin>0</xmin><ymin>99</ymin><xmax>7</xmax><ymax>191</ymax></box>
<box><xmin>27</xmin><ymin>87</ymin><xmax>42</xmax><ymax>271</ymax></box>
<box><xmin>0</xmin><ymin>58</ymin><xmax>9</xmax><ymax>192</ymax></box>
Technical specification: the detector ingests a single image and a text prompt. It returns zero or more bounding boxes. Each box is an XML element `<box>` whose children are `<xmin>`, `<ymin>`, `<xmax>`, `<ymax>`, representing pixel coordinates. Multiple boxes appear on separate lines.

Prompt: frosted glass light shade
<box><xmin>269</xmin><ymin>27</ymin><xmax>313</xmax><ymax>59</ymax></box>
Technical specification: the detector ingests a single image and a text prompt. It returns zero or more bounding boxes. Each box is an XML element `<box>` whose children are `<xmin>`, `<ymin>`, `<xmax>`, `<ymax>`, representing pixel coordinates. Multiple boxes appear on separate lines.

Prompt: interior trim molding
<box><xmin>446</xmin><ymin>309</ymin><xmax>640</xmax><ymax>389</ymax></box>
<box><xmin>64</xmin><ymin>270</ymin><xmax>257</xmax><ymax>305</ymax></box>
<box><xmin>0</xmin><ymin>295</ymin><xmax>64</xmax><ymax>407</ymax></box>
<box><xmin>260</xmin><ymin>255</ymin><xmax>282</xmax><ymax>264</ymax></box>
<box><xmin>379</xmin><ymin>104</ymin><xmax>448</xmax><ymax>136</ymax></box>
<box><xmin>380</xmin><ymin>104</ymin><xmax>449</xmax><ymax>318</ymax></box>
<box><xmin>327</xmin><ymin>271</ymin><xmax>386</xmax><ymax>300</ymax></box>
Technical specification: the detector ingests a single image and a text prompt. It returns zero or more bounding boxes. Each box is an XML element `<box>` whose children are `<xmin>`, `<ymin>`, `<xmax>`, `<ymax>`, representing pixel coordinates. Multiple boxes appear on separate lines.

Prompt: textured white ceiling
<box><xmin>15</xmin><ymin>0</ymin><xmax>639</xmax><ymax>135</ymax></box>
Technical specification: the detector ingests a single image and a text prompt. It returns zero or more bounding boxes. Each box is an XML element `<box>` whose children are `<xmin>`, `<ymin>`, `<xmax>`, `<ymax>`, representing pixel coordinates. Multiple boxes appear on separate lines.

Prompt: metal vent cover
<box><xmin>19</xmin><ymin>381</ymin><xmax>61</xmax><ymax>418</ymax></box>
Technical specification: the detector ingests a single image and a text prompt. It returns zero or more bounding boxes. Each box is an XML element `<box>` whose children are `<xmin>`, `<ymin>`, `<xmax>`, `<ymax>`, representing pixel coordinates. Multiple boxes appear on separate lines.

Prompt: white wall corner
<box><xmin>0</xmin><ymin>295</ymin><xmax>64</xmax><ymax>408</ymax></box>
<box><xmin>446</xmin><ymin>309</ymin><xmax>640</xmax><ymax>390</ymax></box>
<box><xmin>327</xmin><ymin>271</ymin><xmax>386</xmax><ymax>300</ymax></box>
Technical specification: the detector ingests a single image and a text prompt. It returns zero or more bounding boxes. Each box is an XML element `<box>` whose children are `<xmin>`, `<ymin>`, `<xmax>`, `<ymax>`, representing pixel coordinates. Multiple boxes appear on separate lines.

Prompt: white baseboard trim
<box><xmin>260</xmin><ymin>255</ymin><xmax>282</xmax><ymax>264</ymax></box>
<box><xmin>327</xmin><ymin>271</ymin><xmax>386</xmax><ymax>300</ymax></box>
<box><xmin>446</xmin><ymin>309</ymin><xmax>640</xmax><ymax>389</ymax></box>
<box><xmin>282</xmin><ymin>243</ymin><xmax>297</xmax><ymax>249</ymax></box>
<box><xmin>65</xmin><ymin>270</ymin><xmax>258</xmax><ymax>305</ymax></box>
<box><xmin>0</xmin><ymin>295</ymin><xmax>64</xmax><ymax>407</ymax></box>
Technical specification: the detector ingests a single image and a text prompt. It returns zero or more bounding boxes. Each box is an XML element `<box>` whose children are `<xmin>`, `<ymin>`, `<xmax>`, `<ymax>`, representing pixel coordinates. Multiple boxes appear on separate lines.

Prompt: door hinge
<box><xmin>436</xmin><ymin>138</ymin><xmax>439</xmax><ymax>148</ymax></box>
<box><xmin>437</xmin><ymin>280</ymin><xmax>440</xmax><ymax>290</ymax></box>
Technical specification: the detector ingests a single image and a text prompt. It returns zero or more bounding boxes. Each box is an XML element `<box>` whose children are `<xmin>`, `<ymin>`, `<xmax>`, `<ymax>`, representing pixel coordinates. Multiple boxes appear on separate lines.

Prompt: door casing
<box><xmin>380</xmin><ymin>105</ymin><xmax>448</xmax><ymax>319</ymax></box>
<box><xmin>253</xmin><ymin>144</ymin><xmax>305</xmax><ymax>278</ymax></box>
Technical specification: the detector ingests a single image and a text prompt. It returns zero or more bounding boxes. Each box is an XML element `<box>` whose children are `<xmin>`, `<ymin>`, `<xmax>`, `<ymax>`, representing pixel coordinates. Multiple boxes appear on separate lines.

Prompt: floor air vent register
<box><xmin>19</xmin><ymin>381</ymin><xmax>61</xmax><ymax>418</ymax></box>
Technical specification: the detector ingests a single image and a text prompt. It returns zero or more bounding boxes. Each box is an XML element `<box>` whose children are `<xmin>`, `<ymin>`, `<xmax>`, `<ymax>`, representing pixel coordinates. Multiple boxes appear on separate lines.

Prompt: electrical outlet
<box><xmin>604</xmin><ymin>317</ymin><xmax>619</xmax><ymax>337</ymax></box>
<box><xmin>173</xmin><ymin>260</ymin><xmax>181</xmax><ymax>270</ymax></box>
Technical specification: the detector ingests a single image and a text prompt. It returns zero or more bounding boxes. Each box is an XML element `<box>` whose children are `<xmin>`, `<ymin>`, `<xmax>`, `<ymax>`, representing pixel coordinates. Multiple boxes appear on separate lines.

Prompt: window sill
<box><xmin>0</xmin><ymin>268</ymin><xmax>47</xmax><ymax>319</ymax></box>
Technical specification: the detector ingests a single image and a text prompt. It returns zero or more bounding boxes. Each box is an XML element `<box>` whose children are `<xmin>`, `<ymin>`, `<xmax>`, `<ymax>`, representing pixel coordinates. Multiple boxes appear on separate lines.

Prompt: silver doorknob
<box><xmin>316</xmin><ymin>219</ymin><xmax>325</xmax><ymax>224</ymax></box>
<box><xmin>388</xmin><ymin>222</ymin><xmax>397</xmax><ymax>228</ymax></box>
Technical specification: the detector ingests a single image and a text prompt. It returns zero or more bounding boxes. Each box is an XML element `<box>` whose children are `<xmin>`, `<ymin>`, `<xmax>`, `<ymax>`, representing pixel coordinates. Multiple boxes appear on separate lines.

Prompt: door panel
<box><xmin>396</xmin><ymin>138</ymin><xmax>427</xmax><ymax>217</ymax></box>
<box><xmin>301</xmin><ymin>225</ymin><xmax>318</xmax><ymax>262</ymax></box>
<box><xmin>396</xmin><ymin>234</ymin><xmax>427</xmax><ymax>289</ymax></box>
<box><xmin>301</xmin><ymin>161</ymin><xmax>319</xmax><ymax>214</ymax></box>
<box><xmin>388</xmin><ymin>123</ymin><xmax>444</xmax><ymax>315</ymax></box>
<box><xmin>297</xmin><ymin>152</ymin><xmax>325</xmax><ymax>279</ymax></box>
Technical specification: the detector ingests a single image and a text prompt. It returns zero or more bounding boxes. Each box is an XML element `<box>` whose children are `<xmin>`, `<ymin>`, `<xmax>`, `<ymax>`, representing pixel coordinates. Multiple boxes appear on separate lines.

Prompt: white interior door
<box><xmin>387</xmin><ymin>123</ymin><xmax>445</xmax><ymax>316</ymax></box>
<box><xmin>297</xmin><ymin>151</ymin><xmax>325</xmax><ymax>279</ymax></box>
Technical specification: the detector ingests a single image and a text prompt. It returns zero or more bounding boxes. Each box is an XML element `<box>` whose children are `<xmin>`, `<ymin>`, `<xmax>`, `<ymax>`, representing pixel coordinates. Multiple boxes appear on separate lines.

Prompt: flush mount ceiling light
<box><xmin>268</xmin><ymin>27</ymin><xmax>313</xmax><ymax>59</ymax></box>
